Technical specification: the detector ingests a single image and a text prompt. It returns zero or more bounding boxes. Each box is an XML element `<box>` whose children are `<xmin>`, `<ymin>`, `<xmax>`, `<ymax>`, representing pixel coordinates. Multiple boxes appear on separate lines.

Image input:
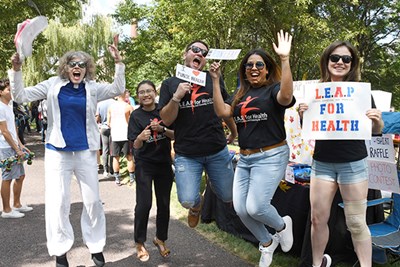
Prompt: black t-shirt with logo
<box><xmin>158</xmin><ymin>73</ymin><xmax>229</xmax><ymax>156</ymax></box>
<box><xmin>228</xmin><ymin>82</ymin><xmax>295</xmax><ymax>149</ymax></box>
<box><xmin>312</xmin><ymin>96</ymin><xmax>377</xmax><ymax>163</ymax></box>
<box><xmin>128</xmin><ymin>104</ymin><xmax>172</xmax><ymax>164</ymax></box>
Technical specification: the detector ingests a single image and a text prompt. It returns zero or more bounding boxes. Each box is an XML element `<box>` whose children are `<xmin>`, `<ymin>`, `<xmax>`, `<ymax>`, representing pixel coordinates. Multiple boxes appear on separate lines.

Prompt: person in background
<box><xmin>107</xmin><ymin>90</ymin><xmax>135</xmax><ymax>186</ymax></box>
<box><xmin>9</xmin><ymin>36</ymin><xmax>125</xmax><ymax>267</ymax></box>
<box><xmin>96</xmin><ymin>98</ymin><xmax>115</xmax><ymax>178</ymax></box>
<box><xmin>158</xmin><ymin>39</ymin><xmax>237</xmax><ymax>229</ymax></box>
<box><xmin>128</xmin><ymin>80</ymin><xmax>174</xmax><ymax>262</ymax></box>
<box><xmin>38</xmin><ymin>99</ymin><xmax>47</xmax><ymax>142</ymax></box>
<box><xmin>298</xmin><ymin>41</ymin><xmax>384</xmax><ymax>267</ymax></box>
<box><xmin>210</xmin><ymin>30</ymin><xmax>295</xmax><ymax>267</ymax></box>
<box><xmin>125</xmin><ymin>90</ymin><xmax>136</xmax><ymax>106</ymax></box>
<box><xmin>30</xmin><ymin>100</ymin><xmax>41</xmax><ymax>132</ymax></box>
<box><xmin>0</xmin><ymin>78</ymin><xmax>33</xmax><ymax>219</ymax></box>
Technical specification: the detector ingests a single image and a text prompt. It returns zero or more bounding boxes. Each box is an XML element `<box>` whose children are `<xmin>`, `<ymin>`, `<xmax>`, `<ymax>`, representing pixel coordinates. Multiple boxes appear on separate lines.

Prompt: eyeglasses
<box><xmin>138</xmin><ymin>89</ymin><xmax>155</xmax><ymax>95</ymax></box>
<box><xmin>329</xmin><ymin>54</ymin><xmax>352</xmax><ymax>64</ymax></box>
<box><xmin>244</xmin><ymin>61</ymin><xmax>265</xmax><ymax>70</ymax></box>
<box><xmin>68</xmin><ymin>61</ymin><xmax>87</xmax><ymax>68</ymax></box>
<box><xmin>188</xmin><ymin>45</ymin><xmax>208</xmax><ymax>57</ymax></box>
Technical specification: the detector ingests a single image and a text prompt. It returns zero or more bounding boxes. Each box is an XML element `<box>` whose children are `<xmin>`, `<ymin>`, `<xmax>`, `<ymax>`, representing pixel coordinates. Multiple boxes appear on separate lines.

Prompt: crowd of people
<box><xmin>0</xmin><ymin>30</ymin><xmax>384</xmax><ymax>267</ymax></box>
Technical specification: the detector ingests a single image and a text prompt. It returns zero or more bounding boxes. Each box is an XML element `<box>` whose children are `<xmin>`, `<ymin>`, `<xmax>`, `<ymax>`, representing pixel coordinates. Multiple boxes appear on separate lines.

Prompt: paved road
<box><xmin>0</xmin><ymin>133</ymin><xmax>254</xmax><ymax>267</ymax></box>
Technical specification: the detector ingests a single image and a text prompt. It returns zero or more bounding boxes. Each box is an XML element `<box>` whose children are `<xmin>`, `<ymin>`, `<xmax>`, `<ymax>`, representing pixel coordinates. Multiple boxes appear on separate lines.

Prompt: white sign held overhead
<box><xmin>206</xmin><ymin>49</ymin><xmax>241</xmax><ymax>60</ymax></box>
<box><xmin>14</xmin><ymin>16</ymin><xmax>48</xmax><ymax>62</ymax></box>
<box><xmin>175</xmin><ymin>64</ymin><xmax>207</xmax><ymax>87</ymax></box>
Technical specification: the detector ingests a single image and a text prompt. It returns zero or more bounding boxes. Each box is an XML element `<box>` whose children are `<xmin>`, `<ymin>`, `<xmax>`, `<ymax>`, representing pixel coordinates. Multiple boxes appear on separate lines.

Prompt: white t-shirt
<box><xmin>0</xmin><ymin>102</ymin><xmax>18</xmax><ymax>148</ymax></box>
<box><xmin>109</xmin><ymin>101</ymin><xmax>129</xmax><ymax>142</ymax></box>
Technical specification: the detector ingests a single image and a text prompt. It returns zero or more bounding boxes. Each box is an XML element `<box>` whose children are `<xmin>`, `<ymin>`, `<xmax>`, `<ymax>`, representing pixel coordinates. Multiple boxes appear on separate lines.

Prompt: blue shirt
<box><xmin>46</xmin><ymin>82</ymin><xmax>89</xmax><ymax>151</ymax></box>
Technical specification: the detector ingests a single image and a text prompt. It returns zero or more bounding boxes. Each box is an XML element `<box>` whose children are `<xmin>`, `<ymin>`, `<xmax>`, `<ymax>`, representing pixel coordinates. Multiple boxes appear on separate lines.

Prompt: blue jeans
<box><xmin>233</xmin><ymin>144</ymin><xmax>289</xmax><ymax>244</ymax></box>
<box><xmin>174</xmin><ymin>146</ymin><xmax>234</xmax><ymax>209</ymax></box>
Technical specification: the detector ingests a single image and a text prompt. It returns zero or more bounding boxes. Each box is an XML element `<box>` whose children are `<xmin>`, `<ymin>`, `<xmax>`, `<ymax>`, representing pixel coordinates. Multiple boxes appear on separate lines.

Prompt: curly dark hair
<box><xmin>0</xmin><ymin>78</ymin><xmax>10</xmax><ymax>91</ymax></box>
<box><xmin>57</xmin><ymin>51</ymin><xmax>96</xmax><ymax>81</ymax></box>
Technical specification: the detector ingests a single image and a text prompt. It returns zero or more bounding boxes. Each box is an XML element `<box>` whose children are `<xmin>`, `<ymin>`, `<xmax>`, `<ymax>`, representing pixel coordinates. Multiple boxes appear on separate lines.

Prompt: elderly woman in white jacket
<box><xmin>8</xmin><ymin>40</ymin><xmax>125</xmax><ymax>267</ymax></box>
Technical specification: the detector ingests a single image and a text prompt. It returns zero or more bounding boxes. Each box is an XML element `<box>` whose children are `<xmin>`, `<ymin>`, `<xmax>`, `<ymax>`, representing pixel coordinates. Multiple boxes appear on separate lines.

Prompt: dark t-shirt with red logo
<box><xmin>158</xmin><ymin>73</ymin><xmax>229</xmax><ymax>156</ymax></box>
<box><xmin>228</xmin><ymin>82</ymin><xmax>295</xmax><ymax>149</ymax></box>
<box><xmin>128</xmin><ymin>104</ymin><xmax>172</xmax><ymax>164</ymax></box>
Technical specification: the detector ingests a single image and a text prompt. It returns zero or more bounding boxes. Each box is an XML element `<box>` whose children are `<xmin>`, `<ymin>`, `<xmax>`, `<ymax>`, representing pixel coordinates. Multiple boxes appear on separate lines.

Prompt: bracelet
<box><xmin>171</xmin><ymin>96</ymin><xmax>181</xmax><ymax>103</ymax></box>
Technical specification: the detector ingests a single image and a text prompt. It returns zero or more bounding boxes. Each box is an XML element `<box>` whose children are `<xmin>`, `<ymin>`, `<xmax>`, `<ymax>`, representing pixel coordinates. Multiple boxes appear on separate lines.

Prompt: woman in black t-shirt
<box><xmin>298</xmin><ymin>41</ymin><xmax>384</xmax><ymax>267</ymax></box>
<box><xmin>210</xmin><ymin>30</ymin><xmax>295</xmax><ymax>267</ymax></box>
<box><xmin>127</xmin><ymin>80</ymin><xmax>174</xmax><ymax>262</ymax></box>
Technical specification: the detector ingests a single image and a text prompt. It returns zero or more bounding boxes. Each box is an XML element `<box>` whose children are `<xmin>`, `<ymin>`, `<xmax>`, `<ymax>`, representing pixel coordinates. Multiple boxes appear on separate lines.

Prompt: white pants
<box><xmin>45</xmin><ymin>148</ymin><xmax>106</xmax><ymax>256</ymax></box>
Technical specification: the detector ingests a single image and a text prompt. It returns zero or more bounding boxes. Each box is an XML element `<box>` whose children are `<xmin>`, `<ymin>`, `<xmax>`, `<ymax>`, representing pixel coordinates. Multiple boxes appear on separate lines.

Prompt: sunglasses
<box><xmin>244</xmin><ymin>61</ymin><xmax>265</xmax><ymax>70</ymax></box>
<box><xmin>329</xmin><ymin>54</ymin><xmax>352</xmax><ymax>64</ymax></box>
<box><xmin>189</xmin><ymin>45</ymin><xmax>208</xmax><ymax>57</ymax></box>
<box><xmin>138</xmin><ymin>89</ymin><xmax>155</xmax><ymax>95</ymax></box>
<box><xmin>68</xmin><ymin>61</ymin><xmax>87</xmax><ymax>68</ymax></box>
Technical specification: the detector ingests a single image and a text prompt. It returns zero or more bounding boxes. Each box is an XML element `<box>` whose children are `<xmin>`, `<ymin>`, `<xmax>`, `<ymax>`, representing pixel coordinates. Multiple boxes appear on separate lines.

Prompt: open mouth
<box><xmin>73</xmin><ymin>71</ymin><xmax>81</xmax><ymax>80</ymax></box>
<box><xmin>192</xmin><ymin>57</ymin><xmax>201</xmax><ymax>68</ymax></box>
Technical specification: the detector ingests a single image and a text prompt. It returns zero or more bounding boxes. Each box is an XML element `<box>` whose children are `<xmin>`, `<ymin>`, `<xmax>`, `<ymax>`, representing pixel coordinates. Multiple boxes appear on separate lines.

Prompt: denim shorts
<box><xmin>311</xmin><ymin>158</ymin><xmax>368</xmax><ymax>185</ymax></box>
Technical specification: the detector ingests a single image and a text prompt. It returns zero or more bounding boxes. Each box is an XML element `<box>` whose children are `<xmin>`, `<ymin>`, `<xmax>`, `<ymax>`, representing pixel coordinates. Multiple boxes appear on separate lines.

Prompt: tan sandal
<box><xmin>136</xmin><ymin>243</ymin><xmax>149</xmax><ymax>262</ymax></box>
<box><xmin>153</xmin><ymin>237</ymin><xmax>170</xmax><ymax>258</ymax></box>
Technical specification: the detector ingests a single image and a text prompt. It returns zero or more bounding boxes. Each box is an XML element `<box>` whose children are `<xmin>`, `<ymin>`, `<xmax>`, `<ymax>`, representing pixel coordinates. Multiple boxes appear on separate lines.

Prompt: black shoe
<box><xmin>91</xmin><ymin>252</ymin><xmax>105</xmax><ymax>267</ymax></box>
<box><xmin>56</xmin><ymin>254</ymin><xmax>69</xmax><ymax>267</ymax></box>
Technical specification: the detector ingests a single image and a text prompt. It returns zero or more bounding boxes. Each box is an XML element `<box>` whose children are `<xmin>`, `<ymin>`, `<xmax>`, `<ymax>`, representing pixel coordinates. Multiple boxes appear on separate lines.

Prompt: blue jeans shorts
<box><xmin>311</xmin><ymin>158</ymin><xmax>368</xmax><ymax>185</ymax></box>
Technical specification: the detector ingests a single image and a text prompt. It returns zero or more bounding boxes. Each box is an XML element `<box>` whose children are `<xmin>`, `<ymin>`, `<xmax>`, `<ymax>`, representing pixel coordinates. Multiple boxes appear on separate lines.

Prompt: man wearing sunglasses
<box><xmin>159</xmin><ymin>40</ymin><xmax>237</xmax><ymax>229</ymax></box>
<box><xmin>8</xmin><ymin>36</ymin><xmax>125</xmax><ymax>267</ymax></box>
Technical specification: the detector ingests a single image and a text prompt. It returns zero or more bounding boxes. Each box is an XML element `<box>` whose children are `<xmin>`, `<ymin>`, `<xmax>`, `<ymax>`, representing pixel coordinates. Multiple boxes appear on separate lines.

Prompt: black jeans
<box><xmin>134</xmin><ymin>161</ymin><xmax>174</xmax><ymax>243</ymax></box>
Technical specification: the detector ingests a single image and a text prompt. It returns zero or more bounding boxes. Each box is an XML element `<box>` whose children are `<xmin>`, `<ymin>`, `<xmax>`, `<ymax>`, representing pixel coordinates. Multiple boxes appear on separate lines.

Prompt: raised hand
<box><xmin>11</xmin><ymin>53</ymin><xmax>22</xmax><ymax>71</ymax></box>
<box><xmin>209</xmin><ymin>61</ymin><xmax>221</xmax><ymax>80</ymax></box>
<box><xmin>272</xmin><ymin>30</ymin><xmax>292</xmax><ymax>60</ymax></box>
<box><xmin>108</xmin><ymin>34</ymin><xmax>122</xmax><ymax>62</ymax></box>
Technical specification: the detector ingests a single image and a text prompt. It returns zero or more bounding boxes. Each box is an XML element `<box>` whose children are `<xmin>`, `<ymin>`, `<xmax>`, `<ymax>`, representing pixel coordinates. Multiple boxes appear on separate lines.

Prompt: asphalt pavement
<box><xmin>0</xmin><ymin>132</ymin><xmax>253</xmax><ymax>267</ymax></box>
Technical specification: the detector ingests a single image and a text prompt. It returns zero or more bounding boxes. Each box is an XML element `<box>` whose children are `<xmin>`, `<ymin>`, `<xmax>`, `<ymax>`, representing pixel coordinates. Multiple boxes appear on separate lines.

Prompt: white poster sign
<box><xmin>365</xmin><ymin>134</ymin><xmax>399</xmax><ymax>193</ymax></box>
<box><xmin>206</xmin><ymin>49</ymin><xmax>241</xmax><ymax>60</ymax></box>
<box><xmin>175</xmin><ymin>64</ymin><xmax>206</xmax><ymax>87</ymax></box>
<box><xmin>302</xmin><ymin>82</ymin><xmax>372</xmax><ymax>140</ymax></box>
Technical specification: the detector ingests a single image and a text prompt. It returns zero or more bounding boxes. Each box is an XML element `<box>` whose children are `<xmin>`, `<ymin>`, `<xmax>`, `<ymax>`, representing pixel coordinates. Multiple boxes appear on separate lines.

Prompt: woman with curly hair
<box><xmin>8</xmin><ymin>37</ymin><xmax>125</xmax><ymax>267</ymax></box>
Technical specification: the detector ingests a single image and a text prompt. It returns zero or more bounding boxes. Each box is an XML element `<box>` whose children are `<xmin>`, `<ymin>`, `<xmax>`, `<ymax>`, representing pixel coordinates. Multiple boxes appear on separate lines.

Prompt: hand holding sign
<box><xmin>209</xmin><ymin>61</ymin><xmax>221</xmax><ymax>80</ymax></box>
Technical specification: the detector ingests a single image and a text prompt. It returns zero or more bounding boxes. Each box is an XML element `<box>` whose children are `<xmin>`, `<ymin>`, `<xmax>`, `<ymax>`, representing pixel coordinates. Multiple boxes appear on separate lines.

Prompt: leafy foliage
<box><xmin>114</xmin><ymin>0</ymin><xmax>400</xmax><ymax>109</ymax></box>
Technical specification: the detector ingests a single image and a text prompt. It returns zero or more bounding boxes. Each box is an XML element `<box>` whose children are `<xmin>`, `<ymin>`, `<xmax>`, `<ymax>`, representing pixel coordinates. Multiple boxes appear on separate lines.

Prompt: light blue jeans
<box><xmin>233</xmin><ymin>144</ymin><xmax>289</xmax><ymax>244</ymax></box>
<box><xmin>174</xmin><ymin>146</ymin><xmax>234</xmax><ymax>209</ymax></box>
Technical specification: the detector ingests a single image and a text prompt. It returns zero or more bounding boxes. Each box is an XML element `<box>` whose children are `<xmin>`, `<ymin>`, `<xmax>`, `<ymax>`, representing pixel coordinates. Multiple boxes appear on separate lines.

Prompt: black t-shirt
<box><xmin>312</xmin><ymin>96</ymin><xmax>377</xmax><ymax>163</ymax></box>
<box><xmin>158</xmin><ymin>73</ymin><xmax>229</xmax><ymax>156</ymax></box>
<box><xmin>228</xmin><ymin>82</ymin><xmax>296</xmax><ymax>149</ymax></box>
<box><xmin>127</xmin><ymin>104</ymin><xmax>172</xmax><ymax>164</ymax></box>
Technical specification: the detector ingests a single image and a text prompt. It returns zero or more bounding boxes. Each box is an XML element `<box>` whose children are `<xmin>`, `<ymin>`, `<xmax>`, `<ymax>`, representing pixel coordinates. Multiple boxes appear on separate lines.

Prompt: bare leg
<box><xmin>1</xmin><ymin>180</ymin><xmax>12</xmax><ymax>213</ymax></box>
<box><xmin>310</xmin><ymin>178</ymin><xmax>338</xmax><ymax>266</ymax></box>
<box><xmin>339</xmin><ymin>181</ymin><xmax>371</xmax><ymax>267</ymax></box>
<box><xmin>13</xmin><ymin>175</ymin><xmax>25</xmax><ymax>208</ymax></box>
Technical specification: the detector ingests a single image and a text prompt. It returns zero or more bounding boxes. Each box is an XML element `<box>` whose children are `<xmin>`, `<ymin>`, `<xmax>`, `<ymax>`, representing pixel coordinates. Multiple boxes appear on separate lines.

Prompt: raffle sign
<box><xmin>302</xmin><ymin>82</ymin><xmax>372</xmax><ymax>140</ymax></box>
<box><xmin>366</xmin><ymin>134</ymin><xmax>400</xmax><ymax>193</ymax></box>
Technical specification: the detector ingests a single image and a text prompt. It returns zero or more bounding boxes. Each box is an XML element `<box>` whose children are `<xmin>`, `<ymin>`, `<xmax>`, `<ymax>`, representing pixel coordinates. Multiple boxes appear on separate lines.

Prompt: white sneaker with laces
<box><xmin>1</xmin><ymin>210</ymin><xmax>25</xmax><ymax>218</ymax></box>
<box><xmin>13</xmin><ymin>205</ymin><xmax>33</xmax><ymax>212</ymax></box>
<box><xmin>103</xmin><ymin>172</ymin><xmax>109</xmax><ymax>178</ymax></box>
<box><xmin>259</xmin><ymin>234</ymin><xmax>279</xmax><ymax>267</ymax></box>
<box><xmin>277</xmin><ymin>215</ymin><xmax>293</xmax><ymax>252</ymax></box>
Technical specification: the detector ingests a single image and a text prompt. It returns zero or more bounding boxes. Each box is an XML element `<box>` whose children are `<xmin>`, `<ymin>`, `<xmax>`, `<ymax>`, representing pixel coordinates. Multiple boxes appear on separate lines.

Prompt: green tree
<box><xmin>0</xmin><ymin>0</ymin><xmax>86</xmax><ymax>77</ymax></box>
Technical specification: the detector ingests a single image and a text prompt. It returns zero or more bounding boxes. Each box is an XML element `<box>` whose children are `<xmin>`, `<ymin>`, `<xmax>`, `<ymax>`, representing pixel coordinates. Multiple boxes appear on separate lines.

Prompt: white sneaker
<box><xmin>13</xmin><ymin>205</ymin><xmax>33</xmax><ymax>212</ymax></box>
<box><xmin>1</xmin><ymin>210</ymin><xmax>25</xmax><ymax>218</ymax></box>
<box><xmin>259</xmin><ymin>235</ymin><xmax>279</xmax><ymax>267</ymax></box>
<box><xmin>103</xmin><ymin>171</ymin><xmax>109</xmax><ymax>178</ymax></box>
<box><xmin>277</xmin><ymin>215</ymin><xmax>293</xmax><ymax>252</ymax></box>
